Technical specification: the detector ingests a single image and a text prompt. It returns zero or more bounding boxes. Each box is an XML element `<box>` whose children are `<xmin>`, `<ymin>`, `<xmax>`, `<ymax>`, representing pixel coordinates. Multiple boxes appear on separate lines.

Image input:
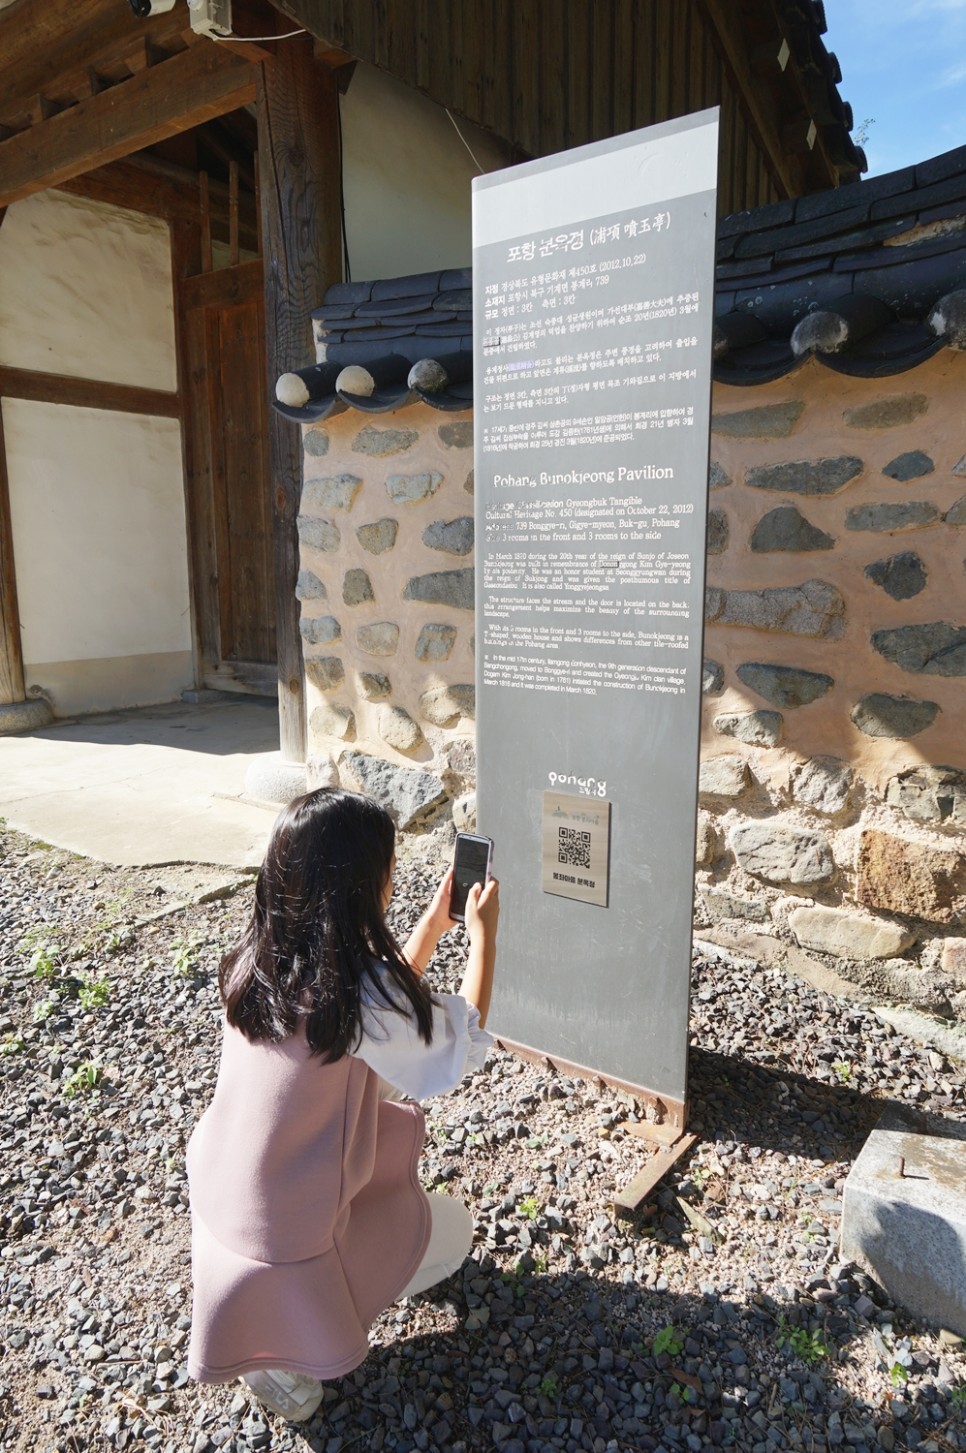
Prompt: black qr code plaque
<box><xmin>542</xmin><ymin>792</ymin><xmax>611</xmax><ymax>907</ymax></box>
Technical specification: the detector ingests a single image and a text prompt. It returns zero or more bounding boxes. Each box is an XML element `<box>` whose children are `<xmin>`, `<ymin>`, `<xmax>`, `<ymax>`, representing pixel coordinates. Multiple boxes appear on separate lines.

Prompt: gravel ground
<box><xmin>1</xmin><ymin>822</ymin><xmax>965</xmax><ymax>1453</ymax></box>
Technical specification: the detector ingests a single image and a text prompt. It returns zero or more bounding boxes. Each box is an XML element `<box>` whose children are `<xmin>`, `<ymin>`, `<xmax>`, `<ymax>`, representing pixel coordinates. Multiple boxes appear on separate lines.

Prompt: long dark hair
<box><xmin>219</xmin><ymin>788</ymin><xmax>434</xmax><ymax>1059</ymax></box>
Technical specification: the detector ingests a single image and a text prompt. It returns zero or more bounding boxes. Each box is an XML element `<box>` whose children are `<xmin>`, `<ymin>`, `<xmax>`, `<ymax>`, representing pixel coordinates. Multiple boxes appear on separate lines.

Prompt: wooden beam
<box><xmin>0</xmin><ymin>42</ymin><xmax>258</xmax><ymax>209</ymax></box>
<box><xmin>0</xmin><ymin>367</ymin><xmax>180</xmax><ymax>419</ymax></box>
<box><xmin>613</xmin><ymin>1133</ymin><xmax>699</xmax><ymax>1218</ymax></box>
<box><xmin>257</xmin><ymin>36</ymin><xmax>342</xmax><ymax>764</ymax></box>
<box><xmin>0</xmin><ymin>402</ymin><xmax>25</xmax><ymax>706</ymax></box>
<box><xmin>57</xmin><ymin>159</ymin><xmax>259</xmax><ymax>251</ymax></box>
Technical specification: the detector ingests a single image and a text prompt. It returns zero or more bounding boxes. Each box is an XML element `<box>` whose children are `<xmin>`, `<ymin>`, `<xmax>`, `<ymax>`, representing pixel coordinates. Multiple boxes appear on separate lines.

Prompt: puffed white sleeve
<box><xmin>352</xmin><ymin>968</ymin><xmax>492</xmax><ymax>1100</ymax></box>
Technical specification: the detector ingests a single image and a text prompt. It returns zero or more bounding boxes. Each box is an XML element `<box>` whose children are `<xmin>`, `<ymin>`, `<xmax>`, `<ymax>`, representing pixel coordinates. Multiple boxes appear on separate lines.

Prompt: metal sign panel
<box><xmin>472</xmin><ymin>111</ymin><xmax>719</xmax><ymax>1113</ymax></box>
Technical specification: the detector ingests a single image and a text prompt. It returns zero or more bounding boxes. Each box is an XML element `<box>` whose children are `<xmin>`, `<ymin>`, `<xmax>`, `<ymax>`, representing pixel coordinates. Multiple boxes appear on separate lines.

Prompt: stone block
<box><xmin>857</xmin><ymin>829</ymin><xmax>966</xmax><ymax>924</ymax></box>
<box><xmin>356</xmin><ymin>518</ymin><xmax>398</xmax><ymax>555</ymax></box>
<box><xmin>695</xmin><ymin>811</ymin><xmax>716</xmax><ymax>867</ymax></box>
<box><xmin>442</xmin><ymin>737</ymin><xmax>477</xmax><ymax>785</ymax></box>
<box><xmin>438</xmin><ymin>421</ymin><xmax>473</xmax><ymax>449</ymax></box>
<box><xmin>841</xmin><ymin>1128</ymin><xmax>966</xmax><ymax>1337</ymax></box>
<box><xmin>419</xmin><ymin>684</ymin><xmax>475</xmax><ymax>727</ymax></box>
<box><xmin>0</xmin><ymin>697</ymin><xmax>54</xmax><ymax>735</ymax></box>
<box><xmin>300</xmin><ymin>614</ymin><xmax>341</xmax><ymax>646</ymax></box>
<box><xmin>698</xmin><ymin>755</ymin><xmax>751</xmax><ymax>798</ymax></box>
<box><xmin>745</xmin><ymin>456</ymin><xmax>863</xmax><ymax>497</ymax></box>
<box><xmin>416</xmin><ymin>624</ymin><xmax>457</xmax><ymax>662</ymax></box>
<box><xmin>310</xmin><ymin>702</ymin><xmax>355</xmax><ymax>741</ymax></box>
<box><xmin>303</xmin><ymin>428</ymin><xmax>329</xmax><ymax>457</ymax></box>
<box><xmin>243</xmin><ymin>753</ymin><xmax>306</xmax><ymax>805</ymax></box>
<box><xmin>464</xmin><ymin>469</ymin><xmax>475</xmax><ymax>495</ymax></box>
<box><xmin>700</xmin><ymin>888</ymin><xmax>770</xmax><ymax>923</ymax></box>
<box><xmin>302</xmin><ymin>474</ymin><xmax>363</xmax><ymax>512</ymax></box>
<box><xmin>305</xmin><ymin>656</ymin><xmax>345</xmax><ymax>692</ymax></box>
<box><xmin>856</xmin><ymin>960</ymin><xmax>952</xmax><ymax>1013</ymax></box>
<box><xmin>846</xmin><ymin>501</ymin><xmax>940</xmax><ymax>532</ymax></box>
<box><xmin>736</xmin><ymin>661</ymin><xmax>833</xmax><ymax>709</ymax></box>
<box><xmin>871</xmin><ymin>622</ymin><xmax>966</xmax><ymax>676</ymax></box>
<box><xmin>886</xmin><ymin>765</ymin><xmax>966</xmax><ymax>826</ymax></box>
<box><xmin>404</xmin><ymin>569</ymin><xmax>475</xmax><ymax>610</ymax></box>
<box><xmin>788</xmin><ymin>904</ymin><xmax>915</xmax><ymax>960</ymax></box>
<box><xmin>843</xmin><ymin>393</ymin><xmax>928</xmax><ymax>429</ymax></box>
<box><xmin>357</xmin><ymin>671</ymin><xmax>391</xmax><ymax>701</ymax></box>
<box><xmin>789</xmin><ymin>756</ymin><xmax>853</xmax><ymax>814</ymax></box>
<box><xmin>453</xmin><ymin>793</ymin><xmax>477</xmax><ymax>832</ymax></box>
<box><xmin>702</xmin><ymin>658</ymin><xmax>724</xmax><ymax>695</ymax></box>
<box><xmin>378</xmin><ymin>706</ymin><xmax>423</xmax><ymax>753</ymax></box>
<box><xmin>353</xmin><ymin>424</ymin><xmax>418</xmax><ymax>457</ymax></box>
<box><xmin>731</xmin><ymin>821</ymin><xmax>835</xmax><ymax>885</ymax></box>
<box><xmin>306</xmin><ymin>753</ymin><xmax>339</xmax><ymax>790</ymax></box>
<box><xmin>386</xmin><ymin>471</ymin><xmax>443</xmax><ymax>505</ymax></box>
<box><xmin>706</xmin><ymin>509</ymin><xmax>729</xmax><ymax>554</ymax></box>
<box><xmin>343</xmin><ymin>568</ymin><xmax>374</xmax><ymax>606</ymax></box>
<box><xmin>882</xmin><ymin>450</ymin><xmax>934</xmax><ymax>481</ymax></box>
<box><xmin>297</xmin><ymin>516</ymin><xmax>340</xmax><ymax>552</ymax></box>
<box><xmin>423</xmin><ymin>517</ymin><xmax>475</xmax><ymax>555</ymax></box>
<box><xmin>713</xmin><ymin>710</ymin><xmax>783</xmax><ymax>747</ymax></box>
<box><xmin>864</xmin><ymin>551</ymin><xmax>927</xmax><ymax>600</ymax></box>
<box><xmin>941</xmin><ymin>939</ymin><xmax>966</xmax><ymax>981</ymax></box>
<box><xmin>295</xmin><ymin>569</ymin><xmax>327</xmax><ymax>601</ymax></box>
<box><xmin>711</xmin><ymin>400</ymin><xmax>804</xmax><ymax>438</ymax></box>
<box><xmin>356</xmin><ymin>622</ymin><xmax>399</xmax><ymax>657</ymax></box>
<box><xmin>946</xmin><ymin>494</ymin><xmax>966</xmax><ymax>526</ymax></box>
<box><xmin>708</xmin><ymin>460</ymin><xmax>731</xmax><ymax>490</ymax></box>
<box><xmin>342</xmin><ymin>751</ymin><xmax>448</xmax><ymax>830</ymax></box>
<box><xmin>851</xmin><ymin>693</ymin><xmax>940</xmax><ymax>739</ymax></box>
<box><xmin>750</xmin><ymin>506</ymin><xmax>834</xmax><ymax>553</ymax></box>
<box><xmin>706</xmin><ymin>580</ymin><xmax>845</xmax><ymax>638</ymax></box>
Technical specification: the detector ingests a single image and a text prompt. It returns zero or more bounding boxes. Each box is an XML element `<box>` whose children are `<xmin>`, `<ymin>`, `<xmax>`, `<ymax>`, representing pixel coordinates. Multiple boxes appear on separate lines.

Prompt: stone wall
<box><xmin>699</xmin><ymin>350</ymin><xmax>966</xmax><ymax>1015</ymax></box>
<box><xmin>299</xmin><ymin>406</ymin><xmax>477</xmax><ymax>830</ymax></box>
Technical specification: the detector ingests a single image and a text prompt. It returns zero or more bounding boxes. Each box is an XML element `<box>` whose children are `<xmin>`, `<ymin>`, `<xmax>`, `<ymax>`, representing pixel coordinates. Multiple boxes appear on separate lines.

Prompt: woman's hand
<box><xmin>465</xmin><ymin>877</ymin><xmax>499</xmax><ymax>942</ymax></box>
<box><xmin>460</xmin><ymin>878</ymin><xmax>499</xmax><ymax>1027</ymax></box>
<box><xmin>424</xmin><ymin>868</ymin><xmax>457</xmax><ymax>937</ymax></box>
<box><xmin>402</xmin><ymin>869</ymin><xmax>456</xmax><ymax>975</ymax></box>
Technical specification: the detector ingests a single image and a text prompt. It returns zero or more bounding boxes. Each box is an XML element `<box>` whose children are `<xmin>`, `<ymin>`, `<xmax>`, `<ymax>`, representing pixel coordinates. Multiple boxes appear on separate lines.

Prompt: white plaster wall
<box><xmin>341</xmin><ymin>63</ymin><xmax>512</xmax><ymax>278</ymax></box>
<box><xmin>4</xmin><ymin>400</ymin><xmax>192</xmax><ymax>710</ymax></box>
<box><xmin>0</xmin><ymin>189</ymin><xmax>177</xmax><ymax>390</ymax></box>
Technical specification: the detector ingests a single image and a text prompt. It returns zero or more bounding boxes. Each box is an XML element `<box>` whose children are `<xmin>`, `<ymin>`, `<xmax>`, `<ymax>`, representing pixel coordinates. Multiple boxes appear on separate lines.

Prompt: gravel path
<box><xmin>1</xmin><ymin>823</ymin><xmax>965</xmax><ymax>1453</ymax></box>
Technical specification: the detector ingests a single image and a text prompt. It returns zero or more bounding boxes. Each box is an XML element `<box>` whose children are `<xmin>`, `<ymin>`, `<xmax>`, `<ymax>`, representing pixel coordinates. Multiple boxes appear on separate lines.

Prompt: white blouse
<box><xmin>352</xmin><ymin>966</ymin><xmax>492</xmax><ymax>1101</ymax></box>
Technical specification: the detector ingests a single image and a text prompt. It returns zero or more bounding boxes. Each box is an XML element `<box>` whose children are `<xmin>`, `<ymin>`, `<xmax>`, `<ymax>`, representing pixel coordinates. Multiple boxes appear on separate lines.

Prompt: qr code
<box><xmin>558</xmin><ymin>826</ymin><xmax>591</xmax><ymax>869</ymax></box>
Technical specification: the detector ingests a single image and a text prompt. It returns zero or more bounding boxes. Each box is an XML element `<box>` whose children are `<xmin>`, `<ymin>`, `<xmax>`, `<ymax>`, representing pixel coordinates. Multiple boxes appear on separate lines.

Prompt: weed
<box><xmin>832</xmin><ymin>1062</ymin><xmax>853</xmax><ymax>1084</ymax></box>
<box><xmin>33</xmin><ymin>997</ymin><xmax>57</xmax><ymax>1023</ymax></box>
<box><xmin>890</xmin><ymin>1362</ymin><xmax>908</xmax><ymax>1387</ymax></box>
<box><xmin>538</xmin><ymin>1374</ymin><xmax>559</xmax><ymax>1399</ymax></box>
<box><xmin>519</xmin><ymin>1195</ymin><xmax>540</xmax><ymax>1221</ymax></box>
<box><xmin>776</xmin><ymin>1316</ymin><xmax>830</xmax><ymax>1365</ymax></box>
<box><xmin>950</xmin><ymin>1383</ymin><xmax>966</xmax><ymax>1408</ymax></box>
<box><xmin>63</xmin><ymin>1062</ymin><xmax>101</xmax><ymax>1099</ymax></box>
<box><xmin>653</xmin><ymin>1325</ymin><xmax>684</xmax><ymax>1359</ymax></box>
<box><xmin>1</xmin><ymin>1032</ymin><xmax>24</xmax><ymax>1055</ymax></box>
<box><xmin>171</xmin><ymin>934</ymin><xmax>207</xmax><ymax>976</ymax></box>
<box><xmin>531</xmin><ymin>1252</ymin><xmax>549</xmax><ymax>1274</ymax></box>
<box><xmin>77</xmin><ymin>974</ymin><xmax>110</xmax><ymax>1011</ymax></box>
<box><xmin>30</xmin><ymin>942</ymin><xmax>61</xmax><ymax>982</ymax></box>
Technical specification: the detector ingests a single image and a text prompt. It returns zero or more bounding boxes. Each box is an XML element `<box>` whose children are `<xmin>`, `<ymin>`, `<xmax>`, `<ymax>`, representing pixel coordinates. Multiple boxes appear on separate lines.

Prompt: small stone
<box><xmin>945</xmin><ymin>494</ymin><xmax>966</xmax><ymax>526</ymax></box>
<box><xmin>378</xmin><ymin>706</ymin><xmax>423</xmax><ymax>753</ymax></box>
<box><xmin>871</xmin><ymin>622</ymin><xmax>966</xmax><ymax>676</ymax></box>
<box><xmin>846</xmin><ymin>501</ymin><xmax>940</xmax><ymax>532</ymax></box>
<box><xmin>736</xmin><ymin>662</ymin><xmax>833</xmax><ymax>709</ymax></box>
<box><xmin>751</xmin><ymin>506</ymin><xmax>834</xmax><ymax>553</ymax></box>
<box><xmin>745</xmin><ymin>456</ymin><xmax>863</xmax><ymax>497</ymax></box>
<box><xmin>864</xmin><ymin>551</ymin><xmax>927</xmax><ymax>600</ymax></box>
<box><xmin>464</xmin><ymin>469</ymin><xmax>475</xmax><ymax>494</ymax></box>
<box><xmin>303</xmin><ymin>427</ymin><xmax>329</xmax><ymax>457</ymax></box>
<box><xmin>416</xmin><ymin>624</ymin><xmax>457</xmax><ymax>662</ymax></box>
<box><xmin>297</xmin><ymin>517</ymin><xmax>341</xmax><ymax>552</ymax></box>
<box><xmin>84</xmin><ymin>1345</ymin><xmax>106</xmax><ymax>1364</ymax></box>
<box><xmin>386</xmin><ymin>471</ymin><xmax>443</xmax><ymax>505</ymax></box>
<box><xmin>700</xmin><ymin>887</ymin><xmax>769</xmax><ymax>922</ymax></box>
<box><xmin>843</xmin><ymin>394</ymin><xmax>927</xmax><ymax>429</ymax></box>
<box><xmin>695</xmin><ymin>811</ymin><xmax>716</xmax><ymax>867</ymax></box>
<box><xmin>296</xmin><ymin>569</ymin><xmax>327</xmax><ymax>601</ymax></box>
<box><xmin>353</xmin><ymin>424</ymin><xmax>418</xmax><ymax>456</ymax></box>
<box><xmin>941</xmin><ymin>939</ymin><xmax>966</xmax><ymax>981</ymax></box>
<box><xmin>302</xmin><ymin>474</ymin><xmax>363</xmax><ymax>512</ymax></box>
<box><xmin>300</xmin><ymin>614</ymin><xmax>341</xmax><ymax>646</ymax></box>
<box><xmin>356</xmin><ymin>518</ymin><xmax>399</xmax><ymax>555</ymax></box>
<box><xmin>404</xmin><ymin>569</ymin><xmax>475</xmax><ymax>610</ymax></box>
<box><xmin>713</xmin><ymin>710</ymin><xmax>783</xmax><ymax>747</ymax></box>
<box><xmin>310</xmin><ymin>703</ymin><xmax>355</xmax><ymax>741</ymax></box>
<box><xmin>342</xmin><ymin>752</ymin><xmax>448</xmax><ymax>829</ymax></box>
<box><xmin>305</xmin><ymin>657</ymin><xmax>345</xmax><ymax>692</ymax></box>
<box><xmin>851</xmin><ymin>693</ymin><xmax>940</xmax><ymax>738</ymax></box>
<box><xmin>702</xmin><ymin>658</ymin><xmax>724</xmax><ymax>695</ymax></box>
<box><xmin>343</xmin><ymin>568</ymin><xmax>374</xmax><ymax>606</ymax></box>
<box><xmin>711</xmin><ymin>401</ymin><xmax>804</xmax><ymax>438</ymax></box>
<box><xmin>857</xmin><ymin>829</ymin><xmax>966</xmax><ymax>924</ymax></box>
<box><xmin>707</xmin><ymin>509</ymin><xmax>729</xmax><ymax>554</ymax></box>
<box><xmin>453</xmin><ymin>793</ymin><xmax>477</xmax><ymax>832</ymax></box>
<box><xmin>438</xmin><ymin>421</ymin><xmax>473</xmax><ymax>449</ymax></box>
<box><xmin>419</xmin><ymin>684</ymin><xmax>475</xmax><ymax>727</ymax></box>
<box><xmin>708</xmin><ymin>460</ymin><xmax>731</xmax><ymax>490</ymax></box>
<box><xmin>885</xmin><ymin>765</ymin><xmax>966</xmax><ymax>825</ymax></box>
<box><xmin>706</xmin><ymin>580</ymin><xmax>845</xmax><ymax>638</ymax></box>
<box><xmin>306</xmin><ymin>753</ymin><xmax>339</xmax><ymax>789</ymax></box>
<box><xmin>730</xmin><ymin>821</ymin><xmax>835</xmax><ymax>885</ymax></box>
<box><xmin>882</xmin><ymin>450</ymin><xmax>934</xmax><ymax>481</ymax></box>
<box><xmin>357</xmin><ymin>671</ymin><xmax>391</xmax><ymax>701</ymax></box>
<box><xmin>698</xmin><ymin>755</ymin><xmax>751</xmax><ymax>798</ymax></box>
<box><xmin>788</xmin><ymin>904</ymin><xmax>916</xmax><ymax>960</ymax></box>
<box><xmin>356</xmin><ymin>622</ymin><xmax>399</xmax><ymax>657</ymax></box>
<box><xmin>789</xmin><ymin>757</ymin><xmax>853</xmax><ymax>814</ymax></box>
<box><xmin>423</xmin><ymin>517</ymin><xmax>475</xmax><ymax>555</ymax></box>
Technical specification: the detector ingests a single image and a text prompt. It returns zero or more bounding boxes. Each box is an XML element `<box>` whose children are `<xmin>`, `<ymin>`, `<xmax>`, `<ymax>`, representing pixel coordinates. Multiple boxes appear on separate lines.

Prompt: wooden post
<box><xmin>257</xmin><ymin>38</ymin><xmax>342</xmax><ymax>764</ymax></box>
<box><xmin>0</xmin><ymin>402</ymin><xmax>26</xmax><ymax>706</ymax></box>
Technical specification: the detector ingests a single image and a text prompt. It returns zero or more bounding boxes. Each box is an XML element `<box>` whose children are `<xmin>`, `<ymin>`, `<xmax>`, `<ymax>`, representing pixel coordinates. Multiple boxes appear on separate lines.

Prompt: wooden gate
<box><xmin>178</xmin><ymin>258</ymin><xmax>277</xmax><ymax>696</ymax></box>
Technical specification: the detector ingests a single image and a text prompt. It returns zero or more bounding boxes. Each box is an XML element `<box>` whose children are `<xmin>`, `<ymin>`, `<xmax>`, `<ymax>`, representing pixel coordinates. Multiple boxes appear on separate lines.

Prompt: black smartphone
<box><xmin>449</xmin><ymin>832</ymin><xmax>494</xmax><ymax>923</ymax></box>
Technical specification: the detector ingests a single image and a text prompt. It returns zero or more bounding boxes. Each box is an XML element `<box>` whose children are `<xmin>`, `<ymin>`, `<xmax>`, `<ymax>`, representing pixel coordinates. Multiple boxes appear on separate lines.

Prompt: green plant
<box><xmin>33</xmin><ymin>997</ymin><xmax>57</xmax><ymax>1023</ymax></box>
<box><xmin>538</xmin><ymin>1374</ymin><xmax>559</xmax><ymax>1399</ymax></box>
<box><xmin>890</xmin><ymin>1361</ymin><xmax>909</xmax><ymax>1387</ymax></box>
<box><xmin>776</xmin><ymin>1316</ymin><xmax>830</xmax><ymax>1366</ymax></box>
<box><xmin>518</xmin><ymin>1195</ymin><xmax>540</xmax><ymax>1221</ymax></box>
<box><xmin>171</xmin><ymin>934</ymin><xmax>207</xmax><ymax>976</ymax></box>
<box><xmin>63</xmin><ymin>1061</ymin><xmax>101</xmax><ymax>1099</ymax></box>
<box><xmin>652</xmin><ymin>1325</ymin><xmax>684</xmax><ymax>1359</ymax></box>
<box><xmin>531</xmin><ymin>1252</ymin><xmax>549</xmax><ymax>1274</ymax></box>
<box><xmin>950</xmin><ymin>1383</ymin><xmax>966</xmax><ymax>1408</ymax></box>
<box><xmin>77</xmin><ymin>974</ymin><xmax>110</xmax><ymax>1010</ymax></box>
<box><xmin>30</xmin><ymin>942</ymin><xmax>61</xmax><ymax>982</ymax></box>
<box><xmin>1</xmin><ymin>1032</ymin><xmax>24</xmax><ymax>1055</ymax></box>
<box><xmin>832</xmin><ymin>1062</ymin><xmax>853</xmax><ymax>1084</ymax></box>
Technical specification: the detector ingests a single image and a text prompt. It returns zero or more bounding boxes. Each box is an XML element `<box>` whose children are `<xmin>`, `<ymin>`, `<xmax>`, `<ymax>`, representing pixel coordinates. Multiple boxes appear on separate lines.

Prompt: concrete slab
<box><xmin>841</xmin><ymin>1126</ymin><xmax>966</xmax><ymax>1336</ymax></box>
<box><xmin>0</xmin><ymin>699</ymin><xmax>283</xmax><ymax>869</ymax></box>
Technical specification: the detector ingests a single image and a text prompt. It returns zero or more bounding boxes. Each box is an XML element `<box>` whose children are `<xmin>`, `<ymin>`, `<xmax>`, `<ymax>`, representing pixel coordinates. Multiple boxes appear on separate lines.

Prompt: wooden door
<box><xmin>179</xmin><ymin>258</ymin><xmax>277</xmax><ymax>695</ymax></box>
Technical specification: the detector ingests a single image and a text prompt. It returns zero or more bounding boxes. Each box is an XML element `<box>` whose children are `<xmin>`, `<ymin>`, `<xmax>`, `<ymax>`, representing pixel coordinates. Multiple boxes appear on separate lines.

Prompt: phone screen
<box><xmin>450</xmin><ymin>835</ymin><xmax>492</xmax><ymax>920</ymax></box>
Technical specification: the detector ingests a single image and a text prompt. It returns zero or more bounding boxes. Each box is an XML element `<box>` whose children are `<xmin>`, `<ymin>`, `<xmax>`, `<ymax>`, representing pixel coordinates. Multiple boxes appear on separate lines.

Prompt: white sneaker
<box><xmin>244</xmin><ymin>1367</ymin><xmax>324</xmax><ymax>1421</ymax></box>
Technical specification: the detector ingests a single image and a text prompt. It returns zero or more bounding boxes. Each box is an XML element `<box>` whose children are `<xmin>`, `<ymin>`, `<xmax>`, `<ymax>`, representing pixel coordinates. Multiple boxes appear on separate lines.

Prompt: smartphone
<box><xmin>449</xmin><ymin>832</ymin><xmax>494</xmax><ymax>922</ymax></box>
